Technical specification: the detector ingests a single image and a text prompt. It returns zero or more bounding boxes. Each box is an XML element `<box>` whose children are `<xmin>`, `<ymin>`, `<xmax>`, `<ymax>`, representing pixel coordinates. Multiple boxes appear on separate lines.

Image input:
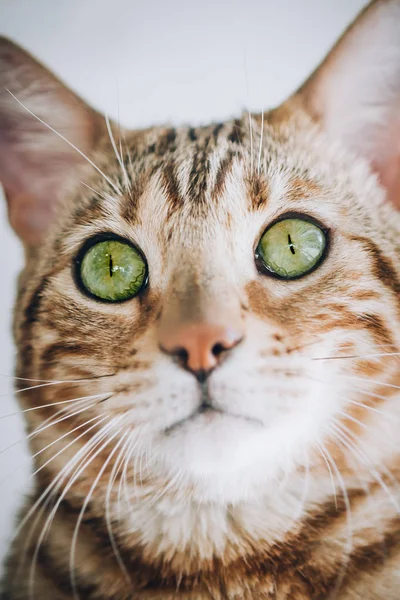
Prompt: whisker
<box><xmin>329</xmin><ymin>421</ymin><xmax>400</xmax><ymax>513</ymax></box>
<box><xmin>79</xmin><ymin>180</ymin><xmax>111</xmax><ymax>202</ymax></box>
<box><xmin>15</xmin><ymin>413</ymin><xmax>113</xmax><ymax>578</ymax></box>
<box><xmin>16</xmin><ymin>418</ymin><xmax>114</xmax><ymax>583</ymax></box>
<box><xmin>257</xmin><ymin>110</ymin><xmax>264</xmax><ymax>176</ymax></box>
<box><xmin>0</xmin><ymin>394</ymin><xmax>109</xmax><ymax>457</ymax></box>
<box><xmin>248</xmin><ymin>111</ymin><xmax>254</xmax><ymax>173</ymax></box>
<box><xmin>315</xmin><ymin>441</ymin><xmax>338</xmax><ymax>508</ymax></box>
<box><xmin>346</xmin><ymin>398</ymin><xmax>398</xmax><ymax>420</ymax></box>
<box><xmin>336</xmin><ymin>409</ymin><xmax>370</xmax><ymax>432</ymax></box>
<box><xmin>69</xmin><ymin>427</ymin><xmax>127</xmax><ymax>600</ymax></box>
<box><xmin>150</xmin><ymin>468</ymin><xmax>183</xmax><ymax>506</ymax></box>
<box><xmin>317</xmin><ymin>440</ymin><xmax>353</xmax><ymax>595</ymax></box>
<box><xmin>5</xmin><ymin>88</ymin><xmax>121</xmax><ymax>196</ymax></box>
<box><xmin>105</xmin><ymin>115</ymin><xmax>131</xmax><ymax>192</ymax></box>
<box><xmin>0</xmin><ymin>414</ymin><xmax>106</xmax><ymax>489</ymax></box>
<box><xmin>27</xmin><ymin>418</ymin><xmax>122</xmax><ymax>599</ymax></box>
<box><xmin>32</xmin><ymin>416</ymin><xmax>109</xmax><ymax>482</ymax></box>
<box><xmin>0</xmin><ymin>404</ymin><xmax>95</xmax><ymax>456</ymax></box>
<box><xmin>312</xmin><ymin>352</ymin><xmax>400</xmax><ymax>361</ymax></box>
<box><xmin>10</xmin><ymin>379</ymin><xmax>109</xmax><ymax>396</ymax></box>
<box><xmin>105</xmin><ymin>433</ymin><xmax>133</xmax><ymax>587</ymax></box>
<box><xmin>0</xmin><ymin>372</ymin><xmax>114</xmax><ymax>384</ymax></box>
<box><xmin>287</xmin><ymin>336</ymin><xmax>326</xmax><ymax>354</ymax></box>
<box><xmin>0</xmin><ymin>392</ymin><xmax>110</xmax><ymax>420</ymax></box>
<box><xmin>119</xmin><ymin>434</ymin><xmax>139</xmax><ymax>513</ymax></box>
<box><xmin>339</xmin><ymin>374</ymin><xmax>400</xmax><ymax>391</ymax></box>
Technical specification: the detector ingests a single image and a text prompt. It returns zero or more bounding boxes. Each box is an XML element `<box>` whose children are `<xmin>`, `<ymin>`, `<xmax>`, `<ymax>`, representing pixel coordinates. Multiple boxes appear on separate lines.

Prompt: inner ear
<box><xmin>0</xmin><ymin>37</ymin><xmax>104</xmax><ymax>245</ymax></box>
<box><xmin>291</xmin><ymin>0</ymin><xmax>400</xmax><ymax>208</ymax></box>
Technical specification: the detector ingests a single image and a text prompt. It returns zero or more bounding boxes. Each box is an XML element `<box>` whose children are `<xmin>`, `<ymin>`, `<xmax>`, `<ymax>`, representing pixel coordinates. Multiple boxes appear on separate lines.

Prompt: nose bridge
<box><xmin>165</xmin><ymin>264</ymin><xmax>205</xmax><ymax>324</ymax></box>
<box><xmin>161</xmin><ymin>256</ymin><xmax>238</xmax><ymax>328</ymax></box>
<box><xmin>158</xmin><ymin>255</ymin><xmax>245</xmax><ymax>377</ymax></box>
<box><xmin>162</xmin><ymin>219</ymin><xmax>236</xmax><ymax>317</ymax></box>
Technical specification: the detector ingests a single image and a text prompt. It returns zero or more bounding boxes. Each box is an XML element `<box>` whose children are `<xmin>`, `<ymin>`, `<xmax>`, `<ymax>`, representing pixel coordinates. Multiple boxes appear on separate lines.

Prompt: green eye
<box><xmin>256</xmin><ymin>217</ymin><xmax>327</xmax><ymax>279</ymax></box>
<box><xmin>78</xmin><ymin>238</ymin><xmax>147</xmax><ymax>302</ymax></box>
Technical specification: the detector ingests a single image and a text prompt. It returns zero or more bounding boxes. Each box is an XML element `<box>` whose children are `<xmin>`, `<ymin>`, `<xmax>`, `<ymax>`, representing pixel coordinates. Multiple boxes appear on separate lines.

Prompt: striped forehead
<box><xmin>63</xmin><ymin>118</ymin><xmax>259</xmax><ymax>259</ymax></box>
<box><xmin>117</xmin><ymin>121</ymin><xmax>251</xmax><ymax>235</ymax></box>
<box><xmin>67</xmin><ymin>111</ymin><xmax>340</xmax><ymax>259</ymax></box>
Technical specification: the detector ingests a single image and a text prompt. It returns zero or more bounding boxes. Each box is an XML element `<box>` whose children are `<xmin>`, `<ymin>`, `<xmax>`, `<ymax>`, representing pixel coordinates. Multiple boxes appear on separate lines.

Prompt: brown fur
<box><xmin>2</xmin><ymin>1</ymin><xmax>400</xmax><ymax>598</ymax></box>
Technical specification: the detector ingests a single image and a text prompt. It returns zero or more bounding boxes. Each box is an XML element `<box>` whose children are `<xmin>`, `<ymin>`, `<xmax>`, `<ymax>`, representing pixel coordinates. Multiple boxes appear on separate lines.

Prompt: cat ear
<box><xmin>295</xmin><ymin>0</ymin><xmax>400</xmax><ymax>208</ymax></box>
<box><xmin>0</xmin><ymin>37</ymin><xmax>102</xmax><ymax>245</ymax></box>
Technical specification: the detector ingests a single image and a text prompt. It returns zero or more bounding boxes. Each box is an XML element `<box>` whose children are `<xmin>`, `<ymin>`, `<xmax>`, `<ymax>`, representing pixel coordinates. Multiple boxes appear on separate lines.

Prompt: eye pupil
<box><xmin>109</xmin><ymin>254</ymin><xmax>113</xmax><ymax>277</ymax></box>
<box><xmin>288</xmin><ymin>234</ymin><xmax>296</xmax><ymax>255</ymax></box>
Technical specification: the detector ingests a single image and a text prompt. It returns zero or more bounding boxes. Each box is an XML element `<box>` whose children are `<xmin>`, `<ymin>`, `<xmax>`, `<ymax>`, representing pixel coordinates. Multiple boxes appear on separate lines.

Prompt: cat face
<box><xmin>8</xmin><ymin>113</ymin><xmax>400</xmax><ymax>505</ymax></box>
<box><xmin>1</xmin><ymin>0</ymin><xmax>400</xmax><ymax>507</ymax></box>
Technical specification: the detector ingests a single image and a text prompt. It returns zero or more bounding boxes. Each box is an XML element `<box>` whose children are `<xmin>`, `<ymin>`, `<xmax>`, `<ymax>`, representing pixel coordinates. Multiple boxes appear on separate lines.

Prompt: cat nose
<box><xmin>159</xmin><ymin>323</ymin><xmax>243</xmax><ymax>380</ymax></box>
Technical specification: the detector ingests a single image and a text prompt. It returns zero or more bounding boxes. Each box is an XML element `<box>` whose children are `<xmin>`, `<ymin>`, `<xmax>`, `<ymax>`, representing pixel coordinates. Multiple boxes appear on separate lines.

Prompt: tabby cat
<box><xmin>1</xmin><ymin>0</ymin><xmax>400</xmax><ymax>598</ymax></box>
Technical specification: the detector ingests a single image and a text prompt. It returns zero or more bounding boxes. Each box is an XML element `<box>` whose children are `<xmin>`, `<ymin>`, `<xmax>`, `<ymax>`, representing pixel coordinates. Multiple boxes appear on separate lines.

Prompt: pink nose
<box><xmin>159</xmin><ymin>323</ymin><xmax>243</xmax><ymax>380</ymax></box>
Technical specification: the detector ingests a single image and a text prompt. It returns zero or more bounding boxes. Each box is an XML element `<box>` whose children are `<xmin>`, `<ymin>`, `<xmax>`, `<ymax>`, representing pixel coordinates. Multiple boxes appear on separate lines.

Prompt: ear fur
<box><xmin>295</xmin><ymin>0</ymin><xmax>400</xmax><ymax>207</ymax></box>
<box><xmin>0</xmin><ymin>37</ymin><xmax>102</xmax><ymax>245</ymax></box>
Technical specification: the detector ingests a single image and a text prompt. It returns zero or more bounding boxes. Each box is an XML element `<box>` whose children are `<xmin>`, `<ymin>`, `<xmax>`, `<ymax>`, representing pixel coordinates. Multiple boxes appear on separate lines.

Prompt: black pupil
<box><xmin>109</xmin><ymin>254</ymin><xmax>113</xmax><ymax>277</ymax></box>
<box><xmin>288</xmin><ymin>234</ymin><xmax>296</xmax><ymax>255</ymax></box>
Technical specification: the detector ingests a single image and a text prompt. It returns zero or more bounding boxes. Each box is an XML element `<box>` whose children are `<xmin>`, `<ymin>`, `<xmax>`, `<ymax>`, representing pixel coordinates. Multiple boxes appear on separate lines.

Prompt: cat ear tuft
<box><xmin>295</xmin><ymin>0</ymin><xmax>400</xmax><ymax>208</ymax></box>
<box><xmin>0</xmin><ymin>37</ymin><xmax>101</xmax><ymax>245</ymax></box>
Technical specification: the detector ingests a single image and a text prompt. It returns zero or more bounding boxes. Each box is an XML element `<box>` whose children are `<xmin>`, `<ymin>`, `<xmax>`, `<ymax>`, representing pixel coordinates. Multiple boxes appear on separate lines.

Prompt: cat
<box><xmin>1</xmin><ymin>0</ymin><xmax>400</xmax><ymax>598</ymax></box>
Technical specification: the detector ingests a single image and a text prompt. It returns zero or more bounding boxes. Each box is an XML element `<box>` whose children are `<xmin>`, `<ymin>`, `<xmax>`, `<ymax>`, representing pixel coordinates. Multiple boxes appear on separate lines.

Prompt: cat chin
<box><xmin>146</xmin><ymin>395</ymin><xmax>336</xmax><ymax>504</ymax></box>
<box><xmin>151</xmin><ymin>412</ymin><xmax>283</xmax><ymax>503</ymax></box>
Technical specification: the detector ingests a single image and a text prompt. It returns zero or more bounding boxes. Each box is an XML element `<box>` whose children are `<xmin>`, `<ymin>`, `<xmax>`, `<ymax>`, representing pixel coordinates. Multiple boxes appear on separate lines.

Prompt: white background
<box><xmin>0</xmin><ymin>0</ymin><xmax>368</xmax><ymax>571</ymax></box>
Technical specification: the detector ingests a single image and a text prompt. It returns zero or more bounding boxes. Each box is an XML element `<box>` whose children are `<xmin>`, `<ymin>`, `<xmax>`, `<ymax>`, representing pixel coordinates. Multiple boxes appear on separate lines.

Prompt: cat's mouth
<box><xmin>164</xmin><ymin>383</ymin><xmax>263</xmax><ymax>434</ymax></box>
